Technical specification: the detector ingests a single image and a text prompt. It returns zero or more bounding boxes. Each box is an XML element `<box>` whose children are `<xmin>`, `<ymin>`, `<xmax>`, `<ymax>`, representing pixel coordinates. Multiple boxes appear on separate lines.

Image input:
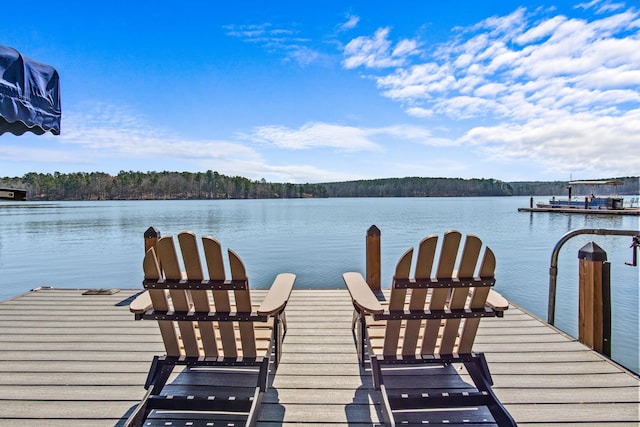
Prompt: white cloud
<box><xmin>247</xmin><ymin>121</ymin><xmax>458</xmax><ymax>152</ymax></box>
<box><xmin>343</xmin><ymin>27</ymin><xmax>420</xmax><ymax>69</ymax></box>
<box><xmin>405</xmin><ymin>107</ymin><xmax>434</xmax><ymax>118</ymax></box>
<box><xmin>460</xmin><ymin>108</ymin><xmax>640</xmax><ymax>176</ymax></box>
<box><xmin>478</xmin><ymin>7</ymin><xmax>528</xmax><ymax>36</ymax></box>
<box><xmin>38</xmin><ymin>103</ymin><xmax>459</xmax><ymax>181</ymax></box>
<box><xmin>474</xmin><ymin>82</ymin><xmax>508</xmax><ymax>97</ymax></box>
<box><xmin>0</xmin><ymin>143</ymin><xmax>91</xmax><ymax>165</ymax></box>
<box><xmin>342</xmin><ymin>4</ymin><xmax>640</xmax><ymax>178</ymax></box>
<box><xmin>576</xmin><ymin>0</ymin><xmax>627</xmax><ymax>14</ymax></box>
<box><xmin>516</xmin><ymin>15</ymin><xmax>567</xmax><ymax>44</ymax></box>
<box><xmin>375</xmin><ymin>124</ymin><xmax>432</xmax><ymax>141</ymax></box>
<box><xmin>249</xmin><ymin>122</ymin><xmax>380</xmax><ymax>151</ymax></box>
<box><xmin>340</xmin><ymin>14</ymin><xmax>360</xmax><ymax>31</ymax></box>
<box><xmin>23</xmin><ymin>103</ymin><xmax>363</xmax><ymax>183</ymax></box>
<box><xmin>253</xmin><ymin>163</ymin><xmax>362</xmax><ymax>183</ymax></box>
<box><xmin>285</xmin><ymin>45</ymin><xmax>322</xmax><ymax>67</ymax></box>
<box><xmin>392</xmin><ymin>39</ymin><xmax>419</xmax><ymax>57</ymax></box>
<box><xmin>596</xmin><ymin>2</ymin><xmax>627</xmax><ymax>14</ymax></box>
<box><xmin>224</xmin><ymin>23</ymin><xmax>321</xmax><ymax>66</ymax></box>
<box><xmin>576</xmin><ymin>0</ymin><xmax>602</xmax><ymax>10</ymax></box>
<box><xmin>58</xmin><ymin>103</ymin><xmax>263</xmax><ymax>164</ymax></box>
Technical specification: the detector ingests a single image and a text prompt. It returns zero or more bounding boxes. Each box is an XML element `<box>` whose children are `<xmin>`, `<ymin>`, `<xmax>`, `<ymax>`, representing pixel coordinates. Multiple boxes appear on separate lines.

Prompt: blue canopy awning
<box><xmin>0</xmin><ymin>45</ymin><xmax>61</xmax><ymax>136</ymax></box>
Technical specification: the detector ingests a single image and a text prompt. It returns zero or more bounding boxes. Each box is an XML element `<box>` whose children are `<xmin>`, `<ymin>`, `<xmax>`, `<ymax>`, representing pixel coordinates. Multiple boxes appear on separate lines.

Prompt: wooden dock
<box><xmin>0</xmin><ymin>288</ymin><xmax>638</xmax><ymax>426</ymax></box>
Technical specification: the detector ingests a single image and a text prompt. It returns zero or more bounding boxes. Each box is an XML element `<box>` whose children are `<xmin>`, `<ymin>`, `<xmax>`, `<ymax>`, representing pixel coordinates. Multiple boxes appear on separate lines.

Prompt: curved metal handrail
<box><xmin>548</xmin><ymin>228</ymin><xmax>639</xmax><ymax>325</ymax></box>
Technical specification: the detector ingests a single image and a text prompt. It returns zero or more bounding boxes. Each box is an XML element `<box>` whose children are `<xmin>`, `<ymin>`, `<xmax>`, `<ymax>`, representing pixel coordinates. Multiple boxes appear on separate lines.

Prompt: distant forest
<box><xmin>0</xmin><ymin>171</ymin><xmax>638</xmax><ymax>201</ymax></box>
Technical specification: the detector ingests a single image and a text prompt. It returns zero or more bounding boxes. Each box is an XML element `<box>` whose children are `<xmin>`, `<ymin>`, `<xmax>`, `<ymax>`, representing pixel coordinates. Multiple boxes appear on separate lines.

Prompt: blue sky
<box><xmin>2</xmin><ymin>0</ymin><xmax>639</xmax><ymax>183</ymax></box>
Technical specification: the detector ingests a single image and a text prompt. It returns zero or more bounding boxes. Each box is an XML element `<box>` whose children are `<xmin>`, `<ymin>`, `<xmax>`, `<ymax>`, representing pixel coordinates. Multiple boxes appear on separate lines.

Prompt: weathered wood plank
<box><xmin>508</xmin><ymin>403</ymin><xmax>640</xmax><ymax>422</ymax></box>
<box><xmin>0</xmin><ymin>341</ymin><xmax>164</xmax><ymax>351</ymax></box>
<box><xmin>0</xmin><ymin>333</ymin><xmax>163</xmax><ymax>343</ymax></box>
<box><xmin>0</xmin><ymin>372</ymin><xmax>154</xmax><ymax>386</ymax></box>
<box><xmin>0</xmin><ymin>360</ymin><xmax>153</xmax><ymax>373</ymax></box>
<box><xmin>495</xmin><ymin>386</ymin><xmax>640</xmax><ymax>404</ymax></box>
<box><xmin>0</xmin><ymin>400</ymin><xmax>135</xmax><ymax>419</ymax></box>
<box><xmin>0</xmin><ymin>350</ymin><xmax>162</xmax><ymax>362</ymax></box>
<box><xmin>0</xmin><ymin>385</ymin><xmax>146</xmax><ymax>400</ymax></box>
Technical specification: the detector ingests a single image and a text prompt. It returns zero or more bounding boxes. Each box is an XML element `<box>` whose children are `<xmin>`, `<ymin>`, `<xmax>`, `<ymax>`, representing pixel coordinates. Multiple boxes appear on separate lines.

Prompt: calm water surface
<box><xmin>1</xmin><ymin>197</ymin><xmax>638</xmax><ymax>372</ymax></box>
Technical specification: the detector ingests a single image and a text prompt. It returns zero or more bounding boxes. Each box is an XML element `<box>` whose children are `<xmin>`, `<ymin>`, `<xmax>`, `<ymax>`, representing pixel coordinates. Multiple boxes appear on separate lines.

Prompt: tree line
<box><xmin>0</xmin><ymin>171</ymin><xmax>327</xmax><ymax>200</ymax></box>
<box><xmin>1</xmin><ymin>171</ymin><xmax>637</xmax><ymax>201</ymax></box>
<box><xmin>322</xmin><ymin>177</ymin><xmax>514</xmax><ymax>197</ymax></box>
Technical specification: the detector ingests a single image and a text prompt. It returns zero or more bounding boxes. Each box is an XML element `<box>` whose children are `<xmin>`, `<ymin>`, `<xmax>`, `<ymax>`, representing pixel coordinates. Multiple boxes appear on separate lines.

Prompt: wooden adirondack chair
<box><xmin>343</xmin><ymin>230</ymin><xmax>517</xmax><ymax>426</ymax></box>
<box><xmin>125</xmin><ymin>231</ymin><xmax>296</xmax><ymax>427</ymax></box>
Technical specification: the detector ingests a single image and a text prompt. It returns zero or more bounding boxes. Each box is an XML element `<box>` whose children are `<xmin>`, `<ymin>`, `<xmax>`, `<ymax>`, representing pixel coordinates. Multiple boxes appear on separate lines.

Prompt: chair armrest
<box><xmin>129</xmin><ymin>290</ymin><xmax>153</xmax><ymax>314</ymax></box>
<box><xmin>487</xmin><ymin>289</ymin><xmax>509</xmax><ymax>311</ymax></box>
<box><xmin>342</xmin><ymin>272</ymin><xmax>384</xmax><ymax>315</ymax></box>
<box><xmin>257</xmin><ymin>273</ymin><xmax>296</xmax><ymax>316</ymax></box>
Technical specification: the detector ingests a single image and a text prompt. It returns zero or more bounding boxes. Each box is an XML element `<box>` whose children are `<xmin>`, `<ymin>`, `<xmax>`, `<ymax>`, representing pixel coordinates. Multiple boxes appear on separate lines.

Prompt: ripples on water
<box><xmin>0</xmin><ymin>197</ymin><xmax>637</xmax><ymax>372</ymax></box>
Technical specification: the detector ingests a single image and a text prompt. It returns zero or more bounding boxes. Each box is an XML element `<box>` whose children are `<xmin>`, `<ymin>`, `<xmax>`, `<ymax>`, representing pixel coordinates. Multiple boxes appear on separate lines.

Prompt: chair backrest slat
<box><xmin>202</xmin><ymin>236</ymin><xmax>232</xmax><ymax>311</ymax></box>
<box><xmin>402</xmin><ymin>236</ymin><xmax>438</xmax><ymax>356</ymax></box>
<box><xmin>384</xmin><ymin>249</ymin><xmax>412</xmax><ymax>355</ymax></box>
<box><xmin>157</xmin><ymin>236</ymin><xmax>200</xmax><ymax>357</ymax></box>
<box><xmin>202</xmin><ymin>237</ymin><xmax>236</xmax><ymax>357</ymax></box>
<box><xmin>143</xmin><ymin>248</ymin><xmax>181</xmax><ymax>356</ymax></box>
<box><xmin>439</xmin><ymin>234</ymin><xmax>481</xmax><ymax>354</ymax></box>
<box><xmin>458</xmin><ymin>247</ymin><xmax>496</xmax><ymax>353</ymax></box>
<box><xmin>479</xmin><ymin>246</ymin><xmax>496</xmax><ymax>277</ymax></box>
<box><xmin>178</xmin><ymin>232</ymin><xmax>207</xmax><ymax>309</ymax></box>
<box><xmin>436</xmin><ymin>231</ymin><xmax>461</xmax><ymax>278</ymax></box>
<box><xmin>229</xmin><ymin>249</ymin><xmax>252</xmax><ymax>311</ymax></box>
<box><xmin>420</xmin><ymin>232</ymin><xmax>461</xmax><ymax>355</ymax></box>
<box><xmin>229</xmin><ymin>249</ymin><xmax>256</xmax><ymax>358</ymax></box>
<box><xmin>388</xmin><ymin>248</ymin><xmax>411</xmax><ymax>310</ymax></box>
<box><xmin>178</xmin><ymin>232</ymin><xmax>218</xmax><ymax>357</ymax></box>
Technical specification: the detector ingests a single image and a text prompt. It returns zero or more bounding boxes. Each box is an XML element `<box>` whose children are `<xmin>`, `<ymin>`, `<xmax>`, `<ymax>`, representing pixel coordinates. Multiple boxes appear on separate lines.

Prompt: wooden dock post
<box><xmin>144</xmin><ymin>226</ymin><xmax>161</xmax><ymax>253</ymax></box>
<box><xmin>578</xmin><ymin>242</ymin><xmax>611</xmax><ymax>356</ymax></box>
<box><xmin>366</xmin><ymin>225</ymin><xmax>381</xmax><ymax>291</ymax></box>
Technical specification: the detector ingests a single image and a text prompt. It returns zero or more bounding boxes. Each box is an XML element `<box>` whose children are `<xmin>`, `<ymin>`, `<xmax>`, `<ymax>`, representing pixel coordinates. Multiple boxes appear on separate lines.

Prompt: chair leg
<box><xmin>371</xmin><ymin>356</ymin><xmax>383</xmax><ymax>390</ymax></box>
<box><xmin>245</xmin><ymin>386</ymin><xmax>265</xmax><ymax>427</ymax></box>
<box><xmin>147</xmin><ymin>359</ymin><xmax>176</xmax><ymax>395</ymax></box>
<box><xmin>355</xmin><ymin>312</ymin><xmax>367</xmax><ymax>366</ymax></box>
<box><xmin>274</xmin><ymin>314</ymin><xmax>283</xmax><ymax>368</ymax></box>
<box><xmin>126</xmin><ymin>357</ymin><xmax>175</xmax><ymax>427</ymax></box>
<box><xmin>123</xmin><ymin>388</ymin><xmax>153</xmax><ymax>427</ymax></box>
<box><xmin>379</xmin><ymin>384</ymin><xmax>396</xmax><ymax>427</ymax></box>
<box><xmin>464</xmin><ymin>354</ymin><xmax>517</xmax><ymax>427</ymax></box>
<box><xmin>257</xmin><ymin>358</ymin><xmax>270</xmax><ymax>392</ymax></box>
<box><xmin>281</xmin><ymin>311</ymin><xmax>288</xmax><ymax>337</ymax></box>
<box><xmin>487</xmin><ymin>400</ymin><xmax>518</xmax><ymax>427</ymax></box>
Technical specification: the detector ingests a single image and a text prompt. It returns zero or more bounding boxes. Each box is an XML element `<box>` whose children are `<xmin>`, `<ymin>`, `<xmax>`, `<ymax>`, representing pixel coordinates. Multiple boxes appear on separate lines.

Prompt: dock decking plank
<box><xmin>0</xmin><ymin>288</ymin><xmax>637</xmax><ymax>426</ymax></box>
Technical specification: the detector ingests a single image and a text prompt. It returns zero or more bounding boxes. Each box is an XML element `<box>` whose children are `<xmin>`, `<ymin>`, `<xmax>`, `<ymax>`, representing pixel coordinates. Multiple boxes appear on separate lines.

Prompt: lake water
<box><xmin>1</xmin><ymin>197</ymin><xmax>638</xmax><ymax>373</ymax></box>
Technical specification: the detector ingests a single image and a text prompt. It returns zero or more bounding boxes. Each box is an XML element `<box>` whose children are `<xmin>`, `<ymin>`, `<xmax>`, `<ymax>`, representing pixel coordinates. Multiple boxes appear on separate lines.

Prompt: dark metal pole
<box><xmin>548</xmin><ymin>228</ymin><xmax>639</xmax><ymax>325</ymax></box>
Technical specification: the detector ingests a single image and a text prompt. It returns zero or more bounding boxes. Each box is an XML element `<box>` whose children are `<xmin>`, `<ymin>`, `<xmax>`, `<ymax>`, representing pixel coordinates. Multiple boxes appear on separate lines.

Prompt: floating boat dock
<box><xmin>519</xmin><ymin>180</ymin><xmax>640</xmax><ymax>215</ymax></box>
<box><xmin>0</xmin><ymin>188</ymin><xmax>26</xmax><ymax>201</ymax></box>
<box><xmin>518</xmin><ymin>206</ymin><xmax>640</xmax><ymax>215</ymax></box>
<box><xmin>0</xmin><ymin>288</ymin><xmax>638</xmax><ymax>426</ymax></box>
